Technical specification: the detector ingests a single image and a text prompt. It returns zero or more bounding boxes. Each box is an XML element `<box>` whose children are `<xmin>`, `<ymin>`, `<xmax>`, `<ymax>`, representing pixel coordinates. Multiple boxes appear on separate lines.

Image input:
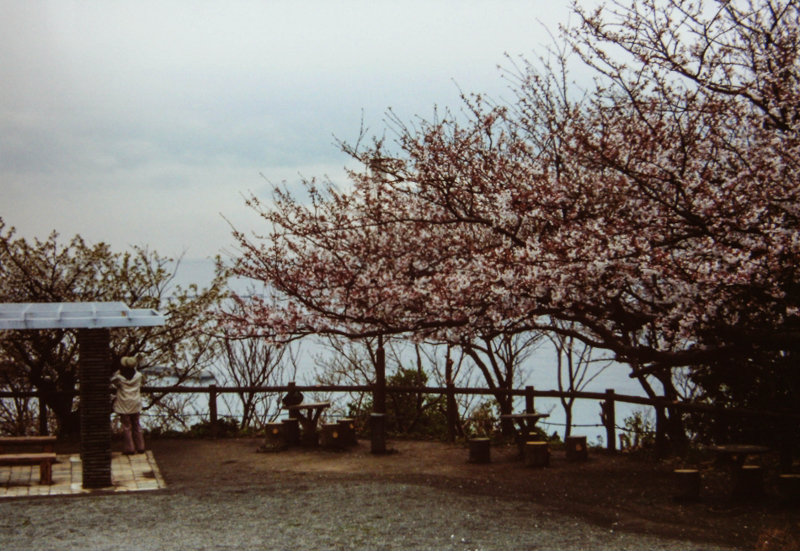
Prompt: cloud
<box><xmin>0</xmin><ymin>0</ymin><xmax>573</xmax><ymax>259</ymax></box>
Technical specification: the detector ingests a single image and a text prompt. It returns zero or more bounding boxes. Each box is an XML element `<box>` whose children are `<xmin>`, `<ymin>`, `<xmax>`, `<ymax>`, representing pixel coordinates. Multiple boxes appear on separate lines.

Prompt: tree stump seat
<box><xmin>0</xmin><ymin>453</ymin><xmax>57</xmax><ymax>484</ymax></box>
<box><xmin>337</xmin><ymin>419</ymin><xmax>357</xmax><ymax>447</ymax></box>
<box><xmin>261</xmin><ymin>422</ymin><xmax>288</xmax><ymax>451</ymax></box>
<box><xmin>673</xmin><ymin>469</ymin><xmax>701</xmax><ymax>502</ymax></box>
<box><xmin>733</xmin><ymin>465</ymin><xmax>764</xmax><ymax>500</ymax></box>
<box><xmin>565</xmin><ymin>435</ymin><xmax>588</xmax><ymax>461</ymax></box>
<box><xmin>524</xmin><ymin>441</ymin><xmax>549</xmax><ymax>468</ymax></box>
<box><xmin>281</xmin><ymin>418</ymin><xmax>301</xmax><ymax>446</ymax></box>
<box><xmin>778</xmin><ymin>474</ymin><xmax>800</xmax><ymax>506</ymax></box>
<box><xmin>320</xmin><ymin>423</ymin><xmax>344</xmax><ymax>449</ymax></box>
<box><xmin>467</xmin><ymin>438</ymin><xmax>491</xmax><ymax>464</ymax></box>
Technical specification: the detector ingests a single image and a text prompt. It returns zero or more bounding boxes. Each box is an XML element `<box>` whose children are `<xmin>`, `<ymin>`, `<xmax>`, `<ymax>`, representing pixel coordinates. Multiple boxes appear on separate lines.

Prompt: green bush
<box><xmin>188</xmin><ymin>417</ymin><xmax>239</xmax><ymax>438</ymax></box>
<box><xmin>347</xmin><ymin>367</ymin><xmax>448</xmax><ymax>439</ymax></box>
<box><xmin>465</xmin><ymin>400</ymin><xmax>499</xmax><ymax>438</ymax></box>
<box><xmin>619</xmin><ymin>409</ymin><xmax>655</xmax><ymax>451</ymax></box>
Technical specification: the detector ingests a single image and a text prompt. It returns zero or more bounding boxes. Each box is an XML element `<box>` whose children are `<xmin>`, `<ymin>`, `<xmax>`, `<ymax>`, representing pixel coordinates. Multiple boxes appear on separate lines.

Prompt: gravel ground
<box><xmin>0</xmin><ymin>479</ymin><xmax>738</xmax><ymax>550</ymax></box>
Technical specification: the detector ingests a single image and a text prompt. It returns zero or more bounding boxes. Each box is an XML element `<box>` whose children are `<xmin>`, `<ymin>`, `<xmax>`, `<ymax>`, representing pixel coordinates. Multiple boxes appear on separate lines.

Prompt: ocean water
<box><xmin>168</xmin><ymin>258</ymin><xmax>658</xmax><ymax>445</ymax></box>
<box><xmin>518</xmin><ymin>344</ymin><xmax>656</xmax><ymax>445</ymax></box>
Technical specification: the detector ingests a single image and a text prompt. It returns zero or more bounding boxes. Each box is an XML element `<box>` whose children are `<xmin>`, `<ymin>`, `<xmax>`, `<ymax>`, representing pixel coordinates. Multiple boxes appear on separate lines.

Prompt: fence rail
<box><xmin>3</xmin><ymin>383</ymin><xmax>797</xmax><ymax>452</ymax></box>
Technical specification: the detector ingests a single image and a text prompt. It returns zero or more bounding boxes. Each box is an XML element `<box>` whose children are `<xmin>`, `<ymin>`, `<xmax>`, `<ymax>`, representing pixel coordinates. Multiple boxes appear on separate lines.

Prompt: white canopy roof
<box><xmin>0</xmin><ymin>302</ymin><xmax>166</xmax><ymax>330</ymax></box>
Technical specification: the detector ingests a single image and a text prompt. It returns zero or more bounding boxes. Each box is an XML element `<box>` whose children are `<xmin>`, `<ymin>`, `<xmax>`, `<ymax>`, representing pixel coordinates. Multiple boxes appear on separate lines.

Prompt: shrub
<box><xmin>619</xmin><ymin>409</ymin><xmax>655</xmax><ymax>451</ymax></box>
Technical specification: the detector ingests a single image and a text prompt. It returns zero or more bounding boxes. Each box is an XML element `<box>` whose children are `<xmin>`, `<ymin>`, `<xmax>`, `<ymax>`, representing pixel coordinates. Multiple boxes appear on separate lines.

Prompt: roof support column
<box><xmin>78</xmin><ymin>328</ymin><xmax>113</xmax><ymax>489</ymax></box>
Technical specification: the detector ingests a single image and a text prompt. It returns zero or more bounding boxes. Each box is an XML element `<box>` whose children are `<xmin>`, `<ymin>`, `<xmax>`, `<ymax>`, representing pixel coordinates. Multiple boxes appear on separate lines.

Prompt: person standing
<box><xmin>111</xmin><ymin>356</ymin><xmax>146</xmax><ymax>455</ymax></box>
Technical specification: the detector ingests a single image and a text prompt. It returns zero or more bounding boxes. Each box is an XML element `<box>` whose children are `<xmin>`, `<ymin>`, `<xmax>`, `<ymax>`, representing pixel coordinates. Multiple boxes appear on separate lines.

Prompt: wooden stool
<box><xmin>338</xmin><ymin>418</ymin><xmax>357</xmax><ymax>447</ymax></box>
<box><xmin>467</xmin><ymin>438</ymin><xmax>491</xmax><ymax>464</ymax></box>
<box><xmin>778</xmin><ymin>474</ymin><xmax>800</xmax><ymax>506</ymax></box>
<box><xmin>673</xmin><ymin>469</ymin><xmax>701</xmax><ymax>501</ymax></box>
<box><xmin>516</xmin><ymin>433</ymin><xmax>541</xmax><ymax>457</ymax></box>
<box><xmin>281</xmin><ymin>418</ymin><xmax>300</xmax><ymax>446</ymax></box>
<box><xmin>524</xmin><ymin>441</ymin><xmax>549</xmax><ymax>468</ymax></box>
<box><xmin>263</xmin><ymin>422</ymin><xmax>287</xmax><ymax>451</ymax></box>
<box><xmin>733</xmin><ymin>465</ymin><xmax>764</xmax><ymax>500</ymax></box>
<box><xmin>565</xmin><ymin>436</ymin><xmax>588</xmax><ymax>461</ymax></box>
<box><xmin>320</xmin><ymin>423</ymin><xmax>343</xmax><ymax>449</ymax></box>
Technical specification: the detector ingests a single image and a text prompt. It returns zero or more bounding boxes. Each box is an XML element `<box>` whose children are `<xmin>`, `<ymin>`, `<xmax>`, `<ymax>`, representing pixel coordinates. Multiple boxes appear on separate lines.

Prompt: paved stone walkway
<box><xmin>0</xmin><ymin>451</ymin><xmax>166</xmax><ymax>498</ymax></box>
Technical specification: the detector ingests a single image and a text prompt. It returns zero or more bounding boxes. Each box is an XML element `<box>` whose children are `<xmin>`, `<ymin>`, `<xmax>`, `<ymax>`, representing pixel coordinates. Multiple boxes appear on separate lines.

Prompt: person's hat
<box><xmin>120</xmin><ymin>356</ymin><xmax>138</xmax><ymax>368</ymax></box>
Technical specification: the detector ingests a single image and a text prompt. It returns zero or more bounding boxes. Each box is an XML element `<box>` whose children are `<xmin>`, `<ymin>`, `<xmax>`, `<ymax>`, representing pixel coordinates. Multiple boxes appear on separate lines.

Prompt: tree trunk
<box><xmin>636</xmin><ymin>372</ymin><xmax>688</xmax><ymax>455</ymax></box>
<box><xmin>43</xmin><ymin>393</ymin><xmax>80</xmax><ymax>438</ymax></box>
<box><xmin>565</xmin><ymin>409</ymin><xmax>572</xmax><ymax>439</ymax></box>
<box><xmin>562</xmin><ymin>401</ymin><xmax>573</xmax><ymax>439</ymax></box>
<box><xmin>656</xmin><ymin>373</ymin><xmax>689</xmax><ymax>453</ymax></box>
<box><xmin>497</xmin><ymin>393</ymin><xmax>515</xmax><ymax>438</ymax></box>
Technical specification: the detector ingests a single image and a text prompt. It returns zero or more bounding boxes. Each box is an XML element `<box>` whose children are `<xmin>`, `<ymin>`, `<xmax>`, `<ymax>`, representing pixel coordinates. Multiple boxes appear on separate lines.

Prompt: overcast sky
<box><xmin>2</xmin><ymin>0</ymin><xmax>575</xmax><ymax>263</ymax></box>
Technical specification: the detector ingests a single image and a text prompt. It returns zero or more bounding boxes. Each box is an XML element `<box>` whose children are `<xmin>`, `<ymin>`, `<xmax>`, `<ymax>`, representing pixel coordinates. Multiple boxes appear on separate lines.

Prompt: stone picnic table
<box><xmin>282</xmin><ymin>401</ymin><xmax>331</xmax><ymax>446</ymax></box>
<box><xmin>707</xmin><ymin>444</ymin><xmax>770</xmax><ymax>499</ymax></box>
<box><xmin>707</xmin><ymin>444</ymin><xmax>769</xmax><ymax>469</ymax></box>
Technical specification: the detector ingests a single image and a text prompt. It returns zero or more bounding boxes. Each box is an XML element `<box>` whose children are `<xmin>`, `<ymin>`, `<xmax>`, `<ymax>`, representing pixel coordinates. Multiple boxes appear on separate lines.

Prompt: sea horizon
<box><xmin>167</xmin><ymin>257</ymin><xmax>658</xmax><ymax>445</ymax></box>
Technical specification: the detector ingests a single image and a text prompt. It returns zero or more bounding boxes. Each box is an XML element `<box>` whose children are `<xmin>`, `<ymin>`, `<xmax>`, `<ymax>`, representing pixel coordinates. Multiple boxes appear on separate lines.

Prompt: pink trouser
<box><xmin>119</xmin><ymin>413</ymin><xmax>145</xmax><ymax>453</ymax></box>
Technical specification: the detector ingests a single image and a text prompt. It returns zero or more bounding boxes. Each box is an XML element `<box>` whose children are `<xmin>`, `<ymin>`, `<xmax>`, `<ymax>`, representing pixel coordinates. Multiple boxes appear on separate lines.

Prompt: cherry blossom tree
<box><xmin>0</xmin><ymin>219</ymin><xmax>227</xmax><ymax>436</ymax></box>
<box><xmin>225</xmin><ymin>0</ymin><xmax>799</xmax><ymax>450</ymax></box>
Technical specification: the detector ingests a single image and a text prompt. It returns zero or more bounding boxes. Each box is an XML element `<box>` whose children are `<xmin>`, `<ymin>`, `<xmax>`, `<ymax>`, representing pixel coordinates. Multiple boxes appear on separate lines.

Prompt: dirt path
<box><xmin>148</xmin><ymin>437</ymin><xmax>799</xmax><ymax>549</ymax></box>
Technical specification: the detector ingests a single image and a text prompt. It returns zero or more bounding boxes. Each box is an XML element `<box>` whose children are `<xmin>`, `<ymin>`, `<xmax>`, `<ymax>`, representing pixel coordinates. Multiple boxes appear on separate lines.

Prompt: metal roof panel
<box><xmin>0</xmin><ymin>302</ymin><xmax>166</xmax><ymax>330</ymax></box>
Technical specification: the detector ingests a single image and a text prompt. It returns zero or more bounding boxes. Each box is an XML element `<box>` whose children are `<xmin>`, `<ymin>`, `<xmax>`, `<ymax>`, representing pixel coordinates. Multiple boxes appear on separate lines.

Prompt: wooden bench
<box><xmin>0</xmin><ymin>453</ymin><xmax>57</xmax><ymax>484</ymax></box>
<box><xmin>0</xmin><ymin>436</ymin><xmax>57</xmax><ymax>453</ymax></box>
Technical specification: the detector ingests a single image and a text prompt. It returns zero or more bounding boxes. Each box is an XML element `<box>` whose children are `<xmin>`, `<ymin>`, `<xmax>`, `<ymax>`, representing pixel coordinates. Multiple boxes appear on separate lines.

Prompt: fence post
<box><xmin>604</xmin><ymin>389</ymin><xmax>616</xmax><ymax>452</ymax></box>
<box><xmin>38</xmin><ymin>395</ymin><xmax>48</xmax><ymax>436</ymax></box>
<box><xmin>370</xmin><ymin>337</ymin><xmax>387</xmax><ymax>454</ymax></box>
<box><xmin>370</xmin><ymin>413</ymin><xmax>387</xmax><ymax>454</ymax></box>
<box><xmin>446</xmin><ymin>381</ymin><xmax>457</xmax><ymax>442</ymax></box>
<box><xmin>209</xmin><ymin>384</ymin><xmax>218</xmax><ymax>438</ymax></box>
<box><xmin>373</xmin><ymin>339</ymin><xmax>386</xmax><ymax>415</ymax></box>
<box><xmin>525</xmin><ymin>386</ymin><xmax>535</xmax><ymax>414</ymax></box>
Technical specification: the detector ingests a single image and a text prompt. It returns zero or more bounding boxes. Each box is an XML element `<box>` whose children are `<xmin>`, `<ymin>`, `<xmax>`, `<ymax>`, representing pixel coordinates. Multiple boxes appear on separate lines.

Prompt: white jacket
<box><xmin>111</xmin><ymin>370</ymin><xmax>144</xmax><ymax>414</ymax></box>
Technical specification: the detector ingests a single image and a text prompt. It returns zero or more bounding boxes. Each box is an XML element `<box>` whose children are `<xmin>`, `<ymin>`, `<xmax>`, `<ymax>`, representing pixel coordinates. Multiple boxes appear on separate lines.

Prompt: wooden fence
<box><xmin>4</xmin><ymin>383</ymin><xmax>796</xmax><ymax>452</ymax></box>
